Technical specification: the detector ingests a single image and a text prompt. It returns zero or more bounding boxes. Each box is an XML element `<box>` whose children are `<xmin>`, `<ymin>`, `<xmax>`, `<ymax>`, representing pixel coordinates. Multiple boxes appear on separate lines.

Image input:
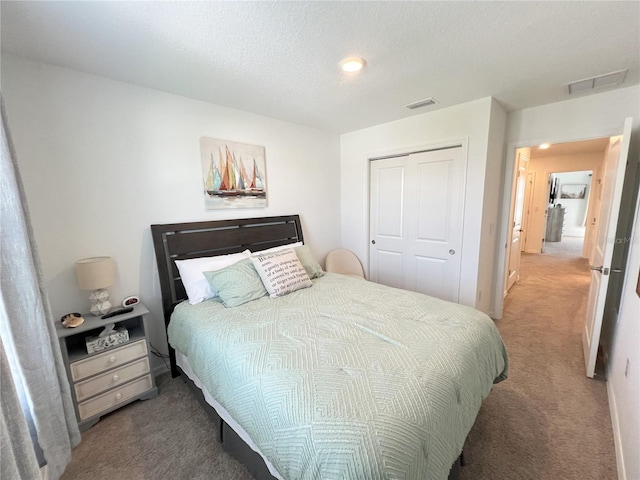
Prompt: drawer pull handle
<box><xmin>108</xmin><ymin>356</ymin><xmax>116</xmax><ymax>363</ymax></box>
<box><xmin>115</xmin><ymin>393</ymin><xmax>122</xmax><ymax>401</ymax></box>
<box><xmin>112</xmin><ymin>374</ymin><xmax>119</xmax><ymax>382</ymax></box>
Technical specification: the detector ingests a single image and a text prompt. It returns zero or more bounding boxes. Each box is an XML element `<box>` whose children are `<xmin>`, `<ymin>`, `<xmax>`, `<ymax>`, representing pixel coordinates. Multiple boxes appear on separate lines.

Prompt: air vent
<box><xmin>567</xmin><ymin>69</ymin><xmax>628</xmax><ymax>94</ymax></box>
<box><xmin>405</xmin><ymin>97</ymin><xmax>438</xmax><ymax>110</ymax></box>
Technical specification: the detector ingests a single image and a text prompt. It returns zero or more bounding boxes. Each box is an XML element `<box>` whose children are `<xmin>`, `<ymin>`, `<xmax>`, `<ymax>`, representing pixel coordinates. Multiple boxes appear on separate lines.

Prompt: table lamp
<box><xmin>75</xmin><ymin>256</ymin><xmax>116</xmax><ymax>316</ymax></box>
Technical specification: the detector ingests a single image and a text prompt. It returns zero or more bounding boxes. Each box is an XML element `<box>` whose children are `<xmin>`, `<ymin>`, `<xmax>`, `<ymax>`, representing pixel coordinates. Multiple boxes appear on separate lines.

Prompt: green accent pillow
<box><xmin>295</xmin><ymin>245</ymin><xmax>324</xmax><ymax>279</ymax></box>
<box><xmin>203</xmin><ymin>259</ymin><xmax>267</xmax><ymax>308</ymax></box>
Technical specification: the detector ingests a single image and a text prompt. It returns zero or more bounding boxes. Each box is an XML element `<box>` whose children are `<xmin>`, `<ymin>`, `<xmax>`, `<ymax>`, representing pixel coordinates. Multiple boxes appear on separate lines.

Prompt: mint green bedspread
<box><xmin>169</xmin><ymin>273</ymin><xmax>508</xmax><ymax>480</ymax></box>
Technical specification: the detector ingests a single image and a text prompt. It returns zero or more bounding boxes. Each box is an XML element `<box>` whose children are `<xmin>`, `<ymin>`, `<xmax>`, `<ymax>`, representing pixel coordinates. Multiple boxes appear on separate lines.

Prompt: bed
<box><xmin>151</xmin><ymin>215</ymin><xmax>508</xmax><ymax>480</ymax></box>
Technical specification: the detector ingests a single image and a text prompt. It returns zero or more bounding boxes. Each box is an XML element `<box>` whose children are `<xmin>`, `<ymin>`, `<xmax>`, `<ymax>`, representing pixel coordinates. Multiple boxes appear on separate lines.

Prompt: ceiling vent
<box><xmin>405</xmin><ymin>97</ymin><xmax>438</xmax><ymax>110</ymax></box>
<box><xmin>566</xmin><ymin>69</ymin><xmax>628</xmax><ymax>94</ymax></box>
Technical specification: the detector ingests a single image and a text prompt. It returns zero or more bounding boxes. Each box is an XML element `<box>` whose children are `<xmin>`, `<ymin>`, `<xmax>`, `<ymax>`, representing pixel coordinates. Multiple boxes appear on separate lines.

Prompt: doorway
<box><xmin>504</xmin><ymin>138</ymin><xmax>608</xmax><ymax>296</ymax></box>
<box><xmin>543</xmin><ymin>170</ymin><xmax>593</xmax><ymax>258</ymax></box>
<box><xmin>522</xmin><ymin>138</ymin><xmax>608</xmax><ymax>257</ymax></box>
<box><xmin>500</xmin><ymin>118</ymin><xmax>634</xmax><ymax>379</ymax></box>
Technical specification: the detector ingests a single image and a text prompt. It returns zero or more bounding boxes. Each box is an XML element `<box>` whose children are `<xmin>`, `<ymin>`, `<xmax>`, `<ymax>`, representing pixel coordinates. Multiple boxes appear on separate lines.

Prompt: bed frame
<box><xmin>151</xmin><ymin>214</ymin><xmax>462</xmax><ymax>480</ymax></box>
<box><xmin>151</xmin><ymin>215</ymin><xmax>304</xmax><ymax>377</ymax></box>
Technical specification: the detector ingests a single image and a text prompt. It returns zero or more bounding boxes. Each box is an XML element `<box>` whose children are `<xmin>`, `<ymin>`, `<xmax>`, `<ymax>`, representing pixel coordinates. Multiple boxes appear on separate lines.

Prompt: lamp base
<box><xmin>89</xmin><ymin>289</ymin><xmax>112</xmax><ymax>316</ymax></box>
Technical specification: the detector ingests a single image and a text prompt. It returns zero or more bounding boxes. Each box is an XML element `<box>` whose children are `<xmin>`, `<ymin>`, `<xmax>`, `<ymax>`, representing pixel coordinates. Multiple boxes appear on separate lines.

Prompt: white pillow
<box><xmin>175</xmin><ymin>250</ymin><xmax>250</xmax><ymax>304</ymax></box>
<box><xmin>251</xmin><ymin>249</ymin><xmax>312</xmax><ymax>298</ymax></box>
<box><xmin>251</xmin><ymin>241</ymin><xmax>303</xmax><ymax>255</ymax></box>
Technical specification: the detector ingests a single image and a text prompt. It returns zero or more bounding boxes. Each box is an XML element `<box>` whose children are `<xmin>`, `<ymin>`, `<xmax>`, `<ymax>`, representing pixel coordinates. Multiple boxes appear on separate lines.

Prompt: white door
<box><xmin>369</xmin><ymin>146</ymin><xmax>465</xmax><ymax>302</ymax></box>
<box><xmin>584</xmin><ymin>166</ymin><xmax>604</xmax><ymax>262</ymax></box>
<box><xmin>522</xmin><ymin>171</ymin><xmax>536</xmax><ymax>253</ymax></box>
<box><xmin>507</xmin><ymin>152</ymin><xmax>528</xmax><ymax>291</ymax></box>
<box><xmin>582</xmin><ymin>117</ymin><xmax>633</xmax><ymax>378</ymax></box>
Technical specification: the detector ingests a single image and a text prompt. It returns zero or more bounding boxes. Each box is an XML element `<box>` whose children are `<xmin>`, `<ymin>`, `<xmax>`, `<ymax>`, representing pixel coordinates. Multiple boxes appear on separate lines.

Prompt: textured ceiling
<box><xmin>1</xmin><ymin>1</ymin><xmax>639</xmax><ymax>133</ymax></box>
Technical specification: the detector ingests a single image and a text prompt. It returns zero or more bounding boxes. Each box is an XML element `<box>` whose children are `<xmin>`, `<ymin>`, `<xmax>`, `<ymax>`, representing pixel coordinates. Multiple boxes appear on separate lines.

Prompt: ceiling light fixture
<box><xmin>539</xmin><ymin>143</ymin><xmax>551</xmax><ymax>149</ymax></box>
<box><xmin>340</xmin><ymin>56</ymin><xmax>366</xmax><ymax>73</ymax></box>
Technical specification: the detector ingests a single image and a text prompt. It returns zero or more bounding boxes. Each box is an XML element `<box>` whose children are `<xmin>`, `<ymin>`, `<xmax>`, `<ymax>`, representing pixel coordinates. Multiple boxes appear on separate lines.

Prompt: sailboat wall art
<box><xmin>200</xmin><ymin>137</ymin><xmax>267</xmax><ymax>210</ymax></box>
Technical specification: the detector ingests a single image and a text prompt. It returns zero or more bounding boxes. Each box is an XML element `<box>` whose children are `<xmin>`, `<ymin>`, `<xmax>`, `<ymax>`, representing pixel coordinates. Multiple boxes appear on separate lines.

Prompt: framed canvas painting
<box><xmin>560</xmin><ymin>184</ymin><xmax>587</xmax><ymax>199</ymax></box>
<box><xmin>201</xmin><ymin>137</ymin><xmax>267</xmax><ymax>210</ymax></box>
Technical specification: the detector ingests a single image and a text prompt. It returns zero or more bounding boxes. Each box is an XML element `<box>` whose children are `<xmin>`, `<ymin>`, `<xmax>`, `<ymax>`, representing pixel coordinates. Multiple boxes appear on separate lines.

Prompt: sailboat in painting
<box><xmin>204</xmin><ymin>145</ymin><xmax>266</xmax><ymax>198</ymax></box>
<box><xmin>204</xmin><ymin>153</ymin><xmax>222</xmax><ymax>194</ymax></box>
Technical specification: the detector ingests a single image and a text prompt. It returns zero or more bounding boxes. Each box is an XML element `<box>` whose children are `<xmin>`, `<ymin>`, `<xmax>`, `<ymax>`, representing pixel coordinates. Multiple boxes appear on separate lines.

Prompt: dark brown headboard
<box><xmin>151</xmin><ymin>215</ymin><xmax>304</xmax><ymax>376</ymax></box>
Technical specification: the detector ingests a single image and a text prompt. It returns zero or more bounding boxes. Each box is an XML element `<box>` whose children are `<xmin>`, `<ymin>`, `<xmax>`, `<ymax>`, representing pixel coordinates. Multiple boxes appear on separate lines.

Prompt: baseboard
<box><xmin>153</xmin><ymin>363</ymin><xmax>170</xmax><ymax>378</ymax></box>
<box><xmin>607</xmin><ymin>382</ymin><xmax>626</xmax><ymax>480</ymax></box>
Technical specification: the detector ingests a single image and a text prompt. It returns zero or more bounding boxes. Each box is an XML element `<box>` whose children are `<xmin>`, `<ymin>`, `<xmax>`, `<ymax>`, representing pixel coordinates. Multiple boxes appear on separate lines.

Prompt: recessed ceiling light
<box><xmin>539</xmin><ymin>143</ymin><xmax>551</xmax><ymax>149</ymax></box>
<box><xmin>340</xmin><ymin>56</ymin><xmax>366</xmax><ymax>73</ymax></box>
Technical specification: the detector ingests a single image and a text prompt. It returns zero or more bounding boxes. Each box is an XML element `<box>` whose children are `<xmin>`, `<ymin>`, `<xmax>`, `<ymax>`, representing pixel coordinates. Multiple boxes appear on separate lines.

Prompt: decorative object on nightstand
<box><xmin>75</xmin><ymin>256</ymin><xmax>116</xmax><ymax>316</ymax></box>
<box><xmin>85</xmin><ymin>323</ymin><xmax>130</xmax><ymax>354</ymax></box>
<box><xmin>61</xmin><ymin>312</ymin><xmax>85</xmax><ymax>328</ymax></box>
<box><xmin>55</xmin><ymin>303</ymin><xmax>158</xmax><ymax>431</ymax></box>
<box><xmin>122</xmin><ymin>295</ymin><xmax>140</xmax><ymax>307</ymax></box>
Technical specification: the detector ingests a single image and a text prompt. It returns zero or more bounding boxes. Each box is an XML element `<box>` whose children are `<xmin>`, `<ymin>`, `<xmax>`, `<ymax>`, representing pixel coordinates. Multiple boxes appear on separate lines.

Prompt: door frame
<box><xmin>494</xmin><ymin>127</ymin><xmax>624</xmax><ymax>319</ymax></box>
<box><xmin>504</xmin><ymin>150</ymin><xmax>528</xmax><ymax>295</ymax></box>
<box><xmin>521</xmin><ymin>170</ymin><xmax>536</xmax><ymax>253</ymax></box>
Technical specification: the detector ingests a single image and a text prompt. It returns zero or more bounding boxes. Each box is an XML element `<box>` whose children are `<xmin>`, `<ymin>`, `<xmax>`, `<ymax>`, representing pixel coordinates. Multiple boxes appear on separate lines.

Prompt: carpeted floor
<box><xmin>543</xmin><ymin>235</ymin><xmax>584</xmax><ymax>257</ymax></box>
<box><xmin>459</xmin><ymin>252</ymin><xmax>615</xmax><ymax>480</ymax></box>
<box><xmin>61</xmin><ymin>252</ymin><xmax>616</xmax><ymax>480</ymax></box>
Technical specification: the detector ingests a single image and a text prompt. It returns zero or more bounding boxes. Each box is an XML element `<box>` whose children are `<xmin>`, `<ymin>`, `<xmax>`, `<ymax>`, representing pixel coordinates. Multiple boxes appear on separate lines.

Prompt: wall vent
<box><xmin>566</xmin><ymin>69</ymin><xmax>628</xmax><ymax>94</ymax></box>
<box><xmin>405</xmin><ymin>97</ymin><xmax>438</xmax><ymax>110</ymax></box>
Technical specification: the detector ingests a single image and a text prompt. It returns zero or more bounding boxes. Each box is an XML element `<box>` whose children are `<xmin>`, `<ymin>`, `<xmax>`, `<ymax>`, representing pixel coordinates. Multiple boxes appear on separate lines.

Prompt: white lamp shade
<box><xmin>75</xmin><ymin>257</ymin><xmax>116</xmax><ymax>291</ymax></box>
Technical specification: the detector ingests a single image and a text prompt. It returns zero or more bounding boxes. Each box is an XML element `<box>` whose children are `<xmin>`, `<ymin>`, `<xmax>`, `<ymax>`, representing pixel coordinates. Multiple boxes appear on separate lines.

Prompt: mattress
<box><xmin>168</xmin><ymin>273</ymin><xmax>508</xmax><ymax>480</ymax></box>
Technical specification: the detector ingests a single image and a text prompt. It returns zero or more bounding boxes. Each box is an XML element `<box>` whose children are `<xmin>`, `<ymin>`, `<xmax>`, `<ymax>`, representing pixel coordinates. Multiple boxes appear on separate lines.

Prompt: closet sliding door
<box><xmin>369</xmin><ymin>146</ymin><xmax>465</xmax><ymax>303</ymax></box>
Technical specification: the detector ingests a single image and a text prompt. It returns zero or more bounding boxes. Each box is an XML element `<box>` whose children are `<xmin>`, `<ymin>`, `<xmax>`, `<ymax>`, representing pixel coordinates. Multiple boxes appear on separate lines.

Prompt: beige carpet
<box><xmin>543</xmin><ymin>236</ymin><xmax>584</xmax><ymax>257</ymax></box>
<box><xmin>460</xmin><ymin>253</ymin><xmax>615</xmax><ymax>480</ymax></box>
<box><xmin>61</xmin><ymin>253</ymin><xmax>616</xmax><ymax>480</ymax></box>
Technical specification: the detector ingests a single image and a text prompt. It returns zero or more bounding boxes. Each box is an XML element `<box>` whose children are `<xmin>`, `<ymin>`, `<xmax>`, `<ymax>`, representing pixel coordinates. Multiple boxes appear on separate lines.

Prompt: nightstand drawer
<box><xmin>70</xmin><ymin>339</ymin><xmax>148</xmax><ymax>381</ymax></box>
<box><xmin>74</xmin><ymin>357</ymin><xmax>150</xmax><ymax>402</ymax></box>
<box><xmin>77</xmin><ymin>374</ymin><xmax>153</xmax><ymax>421</ymax></box>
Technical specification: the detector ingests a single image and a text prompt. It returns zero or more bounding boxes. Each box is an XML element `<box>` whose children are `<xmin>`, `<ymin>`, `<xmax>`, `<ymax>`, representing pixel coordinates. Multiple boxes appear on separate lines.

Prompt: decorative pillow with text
<box><xmin>251</xmin><ymin>249</ymin><xmax>312</xmax><ymax>298</ymax></box>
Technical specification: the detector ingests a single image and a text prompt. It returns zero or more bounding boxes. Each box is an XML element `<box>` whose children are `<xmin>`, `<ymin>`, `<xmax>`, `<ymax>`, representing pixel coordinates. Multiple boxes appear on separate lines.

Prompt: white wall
<box><xmin>499</xmin><ymin>84</ymin><xmax>640</xmax><ymax>480</ymax></box>
<box><xmin>506</xmin><ymin>85</ymin><xmax>640</xmax><ymax>146</ymax></box>
<box><xmin>1</xmin><ymin>54</ymin><xmax>341</xmax><ymax>373</ymax></box>
<box><xmin>608</xmin><ymin>197</ymin><xmax>640</xmax><ymax>480</ymax></box>
<box><xmin>477</xmin><ymin>98</ymin><xmax>507</xmax><ymax>314</ymax></box>
<box><xmin>339</xmin><ymin>96</ymin><xmax>505</xmax><ymax>313</ymax></box>
<box><xmin>608</xmin><ymin>192</ymin><xmax>640</xmax><ymax>480</ymax></box>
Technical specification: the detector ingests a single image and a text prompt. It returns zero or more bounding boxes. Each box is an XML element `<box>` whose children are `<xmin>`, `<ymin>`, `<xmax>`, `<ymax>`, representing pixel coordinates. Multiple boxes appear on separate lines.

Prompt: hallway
<box><xmin>543</xmin><ymin>236</ymin><xmax>584</xmax><ymax>257</ymax></box>
<box><xmin>461</xmin><ymin>252</ymin><xmax>616</xmax><ymax>479</ymax></box>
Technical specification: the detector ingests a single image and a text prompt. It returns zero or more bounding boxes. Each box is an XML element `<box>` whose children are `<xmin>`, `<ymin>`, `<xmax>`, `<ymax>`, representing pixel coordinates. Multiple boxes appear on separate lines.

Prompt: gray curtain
<box><xmin>0</xmin><ymin>97</ymin><xmax>81</xmax><ymax>478</ymax></box>
<box><xmin>0</xmin><ymin>336</ymin><xmax>41</xmax><ymax>480</ymax></box>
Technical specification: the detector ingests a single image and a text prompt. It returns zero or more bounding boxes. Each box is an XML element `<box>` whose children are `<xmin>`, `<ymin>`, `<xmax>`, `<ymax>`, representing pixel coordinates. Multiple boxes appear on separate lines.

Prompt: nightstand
<box><xmin>56</xmin><ymin>303</ymin><xmax>158</xmax><ymax>431</ymax></box>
